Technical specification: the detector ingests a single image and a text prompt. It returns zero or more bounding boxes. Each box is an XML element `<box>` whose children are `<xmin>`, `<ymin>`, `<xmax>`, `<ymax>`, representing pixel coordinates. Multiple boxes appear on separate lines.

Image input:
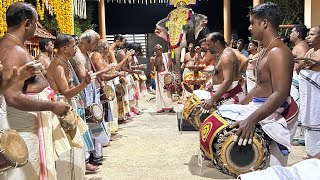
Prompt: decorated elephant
<box><xmin>154</xmin><ymin>1</ymin><xmax>208</xmax><ymax>77</ymax></box>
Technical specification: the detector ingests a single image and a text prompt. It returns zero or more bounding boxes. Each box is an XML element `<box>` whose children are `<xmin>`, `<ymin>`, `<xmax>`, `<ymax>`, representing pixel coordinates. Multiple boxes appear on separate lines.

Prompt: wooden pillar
<box><xmin>304</xmin><ymin>0</ymin><xmax>320</xmax><ymax>28</ymax></box>
<box><xmin>223</xmin><ymin>0</ymin><xmax>231</xmax><ymax>44</ymax></box>
<box><xmin>253</xmin><ymin>0</ymin><xmax>264</xmax><ymax>7</ymax></box>
<box><xmin>98</xmin><ymin>0</ymin><xmax>106</xmax><ymax>39</ymax></box>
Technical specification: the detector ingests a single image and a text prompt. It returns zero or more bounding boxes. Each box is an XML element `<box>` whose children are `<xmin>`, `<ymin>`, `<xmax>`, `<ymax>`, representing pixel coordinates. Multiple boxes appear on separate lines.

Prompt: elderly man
<box><xmin>70</xmin><ymin>29</ymin><xmax>109</xmax><ymax>171</ymax></box>
<box><xmin>0</xmin><ymin>2</ymin><xmax>70</xmax><ymax>179</ymax></box>
<box><xmin>296</xmin><ymin>26</ymin><xmax>320</xmax><ymax>158</ymax></box>
<box><xmin>150</xmin><ymin>44</ymin><xmax>175</xmax><ymax>113</ymax></box>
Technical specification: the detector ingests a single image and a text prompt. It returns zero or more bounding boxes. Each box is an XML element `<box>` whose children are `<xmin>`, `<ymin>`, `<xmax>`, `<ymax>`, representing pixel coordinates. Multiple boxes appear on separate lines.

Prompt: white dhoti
<box><xmin>239</xmin><ymin>159</ymin><xmax>320</xmax><ymax>180</ymax></box>
<box><xmin>107</xmin><ymin>78</ymin><xmax>119</xmax><ymax>132</ymax></box>
<box><xmin>218</xmin><ymin>97</ymin><xmax>292</xmax><ymax>167</ymax></box>
<box><xmin>155</xmin><ymin>71</ymin><xmax>174</xmax><ymax>112</ymax></box>
<box><xmin>0</xmin><ymin>89</ymin><xmax>73</xmax><ymax>180</ymax></box>
<box><xmin>299</xmin><ymin>69</ymin><xmax>320</xmax><ymax>156</ymax></box>
<box><xmin>246</xmin><ymin>70</ymin><xmax>255</xmax><ymax>93</ymax></box>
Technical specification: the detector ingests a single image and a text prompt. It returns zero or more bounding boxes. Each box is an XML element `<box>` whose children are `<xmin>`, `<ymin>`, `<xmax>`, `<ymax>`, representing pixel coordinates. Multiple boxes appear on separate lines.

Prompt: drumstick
<box><xmin>294</xmin><ymin>57</ymin><xmax>320</xmax><ymax>65</ymax></box>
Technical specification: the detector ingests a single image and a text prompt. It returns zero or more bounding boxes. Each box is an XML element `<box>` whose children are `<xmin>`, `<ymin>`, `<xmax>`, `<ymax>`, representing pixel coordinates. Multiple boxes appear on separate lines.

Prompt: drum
<box><xmin>103</xmin><ymin>85</ymin><xmax>115</xmax><ymax>101</ymax></box>
<box><xmin>85</xmin><ymin>103</ymin><xmax>104</xmax><ymax>123</ymax></box>
<box><xmin>58</xmin><ymin>108</ymin><xmax>80</xmax><ymax>131</ymax></box>
<box><xmin>182</xmin><ymin>90</ymin><xmax>215</xmax><ymax>130</ymax></box>
<box><xmin>139</xmin><ymin>74</ymin><xmax>147</xmax><ymax>81</ymax></box>
<box><xmin>133</xmin><ymin>73</ymin><xmax>140</xmax><ymax>81</ymax></box>
<box><xmin>115</xmin><ymin>84</ymin><xmax>125</xmax><ymax>98</ymax></box>
<box><xmin>119</xmin><ymin>77</ymin><xmax>127</xmax><ymax>84</ymax></box>
<box><xmin>200</xmin><ymin>111</ymin><xmax>270</xmax><ymax>177</ymax></box>
<box><xmin>164</xmin><ymin>73</ymin><xmax>174</xmax><ymax>85</ymax></box>
<box><xmin>0</xmin><ymin>129</ymin><xmax>28</xmax><ymax>173</ymax></box>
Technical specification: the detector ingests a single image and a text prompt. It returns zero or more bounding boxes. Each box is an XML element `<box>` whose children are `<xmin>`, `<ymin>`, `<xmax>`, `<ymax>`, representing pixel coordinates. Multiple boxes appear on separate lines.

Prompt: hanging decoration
<box><xmin>0</xmin><ymin>0</ymin><xmax>73</xmax><ymax>36</ymax></box>
<box><xmin>105</xmin><ymin>0</ymin><xmax>206</xmax><ymax>4</ymax></box>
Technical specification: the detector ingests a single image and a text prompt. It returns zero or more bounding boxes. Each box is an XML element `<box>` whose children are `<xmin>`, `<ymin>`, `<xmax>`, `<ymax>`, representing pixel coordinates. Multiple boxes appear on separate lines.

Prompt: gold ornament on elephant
<box><xmin>168</xmin><ymin>0</ymin><xmax>198</xmax><ymax>7</ymax></box>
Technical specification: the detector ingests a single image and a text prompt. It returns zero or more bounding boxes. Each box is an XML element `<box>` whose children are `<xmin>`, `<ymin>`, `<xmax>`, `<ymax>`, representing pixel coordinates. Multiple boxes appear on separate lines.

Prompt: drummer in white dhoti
<box><xmin>201</xmin><ymin>32</ymin><xmax>242</xmax><ymax>108</ymax></box>
<box><xmin>296</xmin><ymin>25</ymin><xmax>320</xmax><ymax>158</ymax></box>
<box><xmin>151</xmin><ymin>44</ymin><xmax>175</xmax><ymax>113</ymax></box>
<box><xmin>205</xmin><ymin>3</ymin><xmax>295</xmax><ymax>167</ymax></box>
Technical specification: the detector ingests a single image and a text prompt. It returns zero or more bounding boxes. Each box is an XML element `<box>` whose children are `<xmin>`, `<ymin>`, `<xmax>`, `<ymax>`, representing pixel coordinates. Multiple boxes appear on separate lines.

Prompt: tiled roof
<box><xmin>34</xmin><ymin>22</ymin><xmax>56</xmax><ymax>39</ymax></box>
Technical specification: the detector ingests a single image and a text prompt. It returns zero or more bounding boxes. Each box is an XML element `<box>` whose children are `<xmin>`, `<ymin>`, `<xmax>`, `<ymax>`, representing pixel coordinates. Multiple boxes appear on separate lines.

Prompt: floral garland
<box><xmin>0</xmin><ymin>0</ymin><xmax>74</xmax><ymax>36</ymax></box>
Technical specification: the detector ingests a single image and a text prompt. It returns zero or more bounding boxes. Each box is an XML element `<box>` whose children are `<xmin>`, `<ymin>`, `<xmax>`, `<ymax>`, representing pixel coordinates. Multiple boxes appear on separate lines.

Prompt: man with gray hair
<box><xmin>70</xmin><ymin>29</ymin><xmax>109</xmax><ymax>172</ymax></box>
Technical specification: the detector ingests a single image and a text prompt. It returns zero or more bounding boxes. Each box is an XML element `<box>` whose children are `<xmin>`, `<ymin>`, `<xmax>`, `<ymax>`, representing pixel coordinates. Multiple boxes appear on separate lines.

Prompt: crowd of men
<box><xmin>0</xmin><ymin>1</ymin><xmax>319</xmax><ymax>180</ymax></box>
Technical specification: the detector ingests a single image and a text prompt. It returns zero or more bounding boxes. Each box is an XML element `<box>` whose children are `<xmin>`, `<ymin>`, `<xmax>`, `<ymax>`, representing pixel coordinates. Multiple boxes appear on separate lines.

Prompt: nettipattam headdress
<box><xmin>167</xmin><ymin>0</ymin><xmax>198</xmax><ymax>7</ymax></box>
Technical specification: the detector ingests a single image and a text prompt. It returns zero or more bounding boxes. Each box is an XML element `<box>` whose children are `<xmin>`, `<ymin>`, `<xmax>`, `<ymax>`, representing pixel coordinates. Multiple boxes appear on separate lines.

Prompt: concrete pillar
<box><xmin>223</xmin><ymin>0</ymin><xmax>231</xmax><ymax>44</ymax></box>
<box><xmin>304</xmin><ymin>0</ymin><xmax>320</xmax><ymax>28</ymax></box>
<box><xmin>98</xmin><ymin>0</ymin><xmax>106</xmax><ymax>39</ymax></box>
<box><xmin>253</xmin><ymin>0</ymin><xmax>264</xmax><ymax>7</ymax></box>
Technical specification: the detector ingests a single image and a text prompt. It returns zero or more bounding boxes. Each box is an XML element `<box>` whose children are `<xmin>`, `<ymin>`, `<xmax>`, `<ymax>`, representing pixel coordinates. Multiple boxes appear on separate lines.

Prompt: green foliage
<box><xmin>41</xmin><ymin>12</ymin><xmax>60</xmax><ymax>33</ymax></box>
<box><xmin>73</xmin><ymin>3</ymin><xmax>98</xmax><ymax>37</ymax></box>
<box><xmin>268</xmin><ymin>0</ymin><xmax>304</xmax><ymax>36</ymax></box>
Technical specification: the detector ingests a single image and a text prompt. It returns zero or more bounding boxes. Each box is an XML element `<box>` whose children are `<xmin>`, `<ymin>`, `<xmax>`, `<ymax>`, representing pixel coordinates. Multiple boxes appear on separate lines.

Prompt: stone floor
<box><xmin>85</xmin><ymin>94</ymin><xmax>306</xmax><ymax>180</ymax></box>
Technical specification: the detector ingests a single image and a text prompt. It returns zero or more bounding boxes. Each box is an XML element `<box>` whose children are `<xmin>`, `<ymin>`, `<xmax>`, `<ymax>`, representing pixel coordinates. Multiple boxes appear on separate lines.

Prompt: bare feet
<box><xmin>86</xmin><ymin>163</ymin><xmax>99</xmax><ymax>172</ymax></box>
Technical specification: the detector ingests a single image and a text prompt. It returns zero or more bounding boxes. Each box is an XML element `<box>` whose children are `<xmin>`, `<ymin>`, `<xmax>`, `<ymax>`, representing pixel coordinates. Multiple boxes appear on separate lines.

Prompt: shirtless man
<box><xmin>151</xmin><ymin>44</ymin><xmax>175</xmax><ymax>113</ymax></box>
<box><xmin>47</xmin><ymin>34</ymin><xmax>92</xmax><ymax>180</ymax></box>
<box><xmin>36</xmin><ymin>38</ymin><xmax>54</xmax><ymax>77</ymax></box>
<box><xmin>218</xmin><ymin>2</ymin><xmax>294</xmax><ymax>166</ymax></box>
<box><xmin>201</xmin><ymin>32</ymin><xmax>240</xmax><ymax>109</ymax></box>
<box><xmin>198</xmin><ymin>38</ymin><xmax>216</xmax><ymax>66</ymax></box>
<box><xmin>246</xmin><ymin>40</ymin><xmax>259</xmax><ymax>93</ymax></box>
<box><xmin>47</xmin><ymin>34</ymin><xmax>91</xmax><ymax>99</ymax></box>
<box><xmin>290</xmin><ymin>24</ymin><xmax>309</xmax><ymax>59</ymax></box>
<box><xmin>0</xmin><ymin>2</ymin><xmax>69</xmax><ymax>179</ymax></box>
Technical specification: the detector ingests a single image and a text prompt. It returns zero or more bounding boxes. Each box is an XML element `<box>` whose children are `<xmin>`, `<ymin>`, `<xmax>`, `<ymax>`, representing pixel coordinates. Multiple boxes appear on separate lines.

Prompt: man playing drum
<box><xmin>150</xmin><ymin>44</ymin><xmax>175</xmax><ymax>113</ymax></box>
<box><xmin>0</xmin><ymin>2</ymin><xmax>70</xmax><ymax>179</ymax></box>
<box><xmin>201</xmin><ymin>32</ymin><xmax>241</xmax><ymax>109</ymax></box>
<box><xmin>216</xmin><ymin>2</ymin><xmax>294</xmax><ymax>167</ymax></box>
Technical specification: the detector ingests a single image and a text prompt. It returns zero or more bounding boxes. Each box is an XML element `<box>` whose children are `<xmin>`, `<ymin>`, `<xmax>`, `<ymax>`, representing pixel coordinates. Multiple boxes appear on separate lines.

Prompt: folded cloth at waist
<box><xmin>213</xmin><ymin>80</ymin><xmax>240</xmax><ymax>92</ymax></box>
<box><xmin>238</xmin><ymin>159</ymin><xmax>320</xmax><ymax>180</ymax></box>
<box><xmin>218</xmin><ymin>96</ymin><xmax>292</xmax><ymax>153</ymax></box>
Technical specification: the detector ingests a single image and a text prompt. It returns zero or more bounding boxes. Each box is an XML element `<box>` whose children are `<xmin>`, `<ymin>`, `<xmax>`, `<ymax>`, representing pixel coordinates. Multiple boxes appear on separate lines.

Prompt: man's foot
<box><xmin>157</xmin><ymin>110</ymin><xmax>164</xmax><ymax>113</ymax></box>
<box><xmin>86</xmin><ymin>163</ymin><xmax>99</xmax><ymax>172</ymax></box>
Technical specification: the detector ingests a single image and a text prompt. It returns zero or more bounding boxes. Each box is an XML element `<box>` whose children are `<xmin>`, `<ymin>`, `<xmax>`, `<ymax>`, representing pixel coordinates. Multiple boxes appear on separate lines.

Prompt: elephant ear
<box><xmin>194</xmin><ymin>13</ymin><xmax>208</xmax><ymax>40</ymax></box>
<box><xmin>155</xmin><ymin>18</ymin><xmax>169</xmax><ymax>41</ymax></box>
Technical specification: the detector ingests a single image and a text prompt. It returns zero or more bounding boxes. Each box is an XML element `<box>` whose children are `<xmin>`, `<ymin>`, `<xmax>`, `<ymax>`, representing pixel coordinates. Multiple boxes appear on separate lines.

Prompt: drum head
<box><xmin>214</xmin><ymin>129</ymin><xmax>269</xmax><ymax>177</ymax></box>
<box><xmin>164</xmin><ymin>73</ymin><xmax>173</xmax><ymax>85</ymax></box>
<box><xmin>104</xmin><ymin>85</ymin><xmax>115</xmax><ymax>101</ymax></box>
<box><xmin>92</xmin><ymin>105</ymin><xmax>103</xmax><ymax>121</ymax></box>
<box><xmin>0</xmin><ymin>129</ymin><xmax>28</xmax><ymax>167</ymax></box>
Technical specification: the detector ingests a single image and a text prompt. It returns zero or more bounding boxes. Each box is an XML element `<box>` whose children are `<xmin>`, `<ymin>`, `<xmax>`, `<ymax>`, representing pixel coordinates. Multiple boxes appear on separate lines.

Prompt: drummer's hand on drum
<box><xmin>229</xmin><ymin>120</ymin><xmax>255</xmax><ymax>146</ymax></box>
<box><xmin>52</xmin><ymin>101</ymin><xmax>70</xmax><ymax>116</ymax></box>
<box><xmin>201</xmin><ymin>98</ymin><xmax>215</xmax><ymax>110</ymax></box>
<box><xmin>117</xmin><ymin>71</ymin><xmax>127</xmax><ymax>77</ymax></box>
<box><xmin>134</xmin><ymin>70</ymin><xmax>143</xmax><ymax>74</ymax></box>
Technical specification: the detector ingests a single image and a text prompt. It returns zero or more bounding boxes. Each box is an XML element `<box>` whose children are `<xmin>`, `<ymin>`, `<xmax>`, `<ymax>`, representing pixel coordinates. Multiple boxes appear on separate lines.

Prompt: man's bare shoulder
<box><xmin>91</xmin><ymin>52</ymin><xmax>102</xmax><ymax>60</ymax></box>
<box><xmin>0</xmin><ymin>44</ymin><xmax>30</xmax><ymax>66</ymax></box>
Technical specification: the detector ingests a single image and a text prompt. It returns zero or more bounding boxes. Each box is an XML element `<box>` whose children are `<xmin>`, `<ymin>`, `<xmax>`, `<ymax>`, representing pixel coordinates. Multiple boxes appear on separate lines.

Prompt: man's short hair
<box><xmin>126</xmin><ymin>42</ymin><xmax>142</xmax><ymax>52</ymax></box>
<box><xmin>54</xmin><ymin>34</ymin><xmax>73</xmax><ymax>49</ymax></box>
<box><xmin>79</xmin><ymin>30</ymin><xmax>99</xmax><ymax>43</ymax></box>
<box><xmin>207</xmin><ymin>32</ymin><xmax>227</xmax><ymax>46</ymax></box>
<box><xmin>154</xmin><ymin>44</ymin><xmax>162</xmax><ymax>50</ymax></box>
<box><xmin>250</xmin><ymin>2</ymin><xmax>281</xmax><ymax>29</ymax></box>
<box><xmin>114</xmin><ymin>34</ymin><xmax>124</xmax><ymax>42</ymax></box>
<box><xmin>199</xmin><ymin>38</ymin><xmax>206</xmax><ymax>45</ymax></box>
<box><xmin>250</xmin><ymin>40</ymin><xmax>259</xmax><ymax>47</ymax></box>
<box><xmin>93</xmin><ymin>39</ymin><xmax>110</xmax><ymax>53</ymax></box>
<box><xmin>293</xmin><ymin>24</ymin><xmax>308</xmax><ymax>40</ymax></box>
<box><xmin>6</xmin><ymin>2</ymin><xmax>36</xmax><ymax>28</ymax></box>
<box><xmin>39</xmin><ymin>38</ymin><xmax>51</xmax><ymax>51</ymax></box>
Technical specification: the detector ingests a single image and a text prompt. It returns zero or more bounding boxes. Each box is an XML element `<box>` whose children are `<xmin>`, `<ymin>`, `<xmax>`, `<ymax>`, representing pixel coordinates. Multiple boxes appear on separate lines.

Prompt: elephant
<box><xmin>155</xmin><ymin>7</ymin><xmax>208</xmax><ymax>78</ymax></box>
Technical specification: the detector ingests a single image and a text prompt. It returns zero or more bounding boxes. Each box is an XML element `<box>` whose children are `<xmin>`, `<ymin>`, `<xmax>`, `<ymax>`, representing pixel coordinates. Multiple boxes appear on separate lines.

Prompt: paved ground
<box><xmin>85</xmin><ymin>94</ymin><xmax>306</xmax><ymax>180</ymax></box>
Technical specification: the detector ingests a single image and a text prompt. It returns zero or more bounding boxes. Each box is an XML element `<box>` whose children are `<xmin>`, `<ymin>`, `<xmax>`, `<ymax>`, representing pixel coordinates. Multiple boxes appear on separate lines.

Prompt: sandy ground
<box><xmin>85</xmin><ymin>93</ymin><xmax>306</xmax><ymax>180</ymax></box>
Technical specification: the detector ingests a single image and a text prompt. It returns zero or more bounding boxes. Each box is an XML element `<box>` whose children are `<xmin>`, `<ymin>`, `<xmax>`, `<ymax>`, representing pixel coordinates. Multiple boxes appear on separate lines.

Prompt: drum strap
<box><xmin>68</xmin><ymin>61</ymin><xmax>87</xmax><ymax>105</ymax></box>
